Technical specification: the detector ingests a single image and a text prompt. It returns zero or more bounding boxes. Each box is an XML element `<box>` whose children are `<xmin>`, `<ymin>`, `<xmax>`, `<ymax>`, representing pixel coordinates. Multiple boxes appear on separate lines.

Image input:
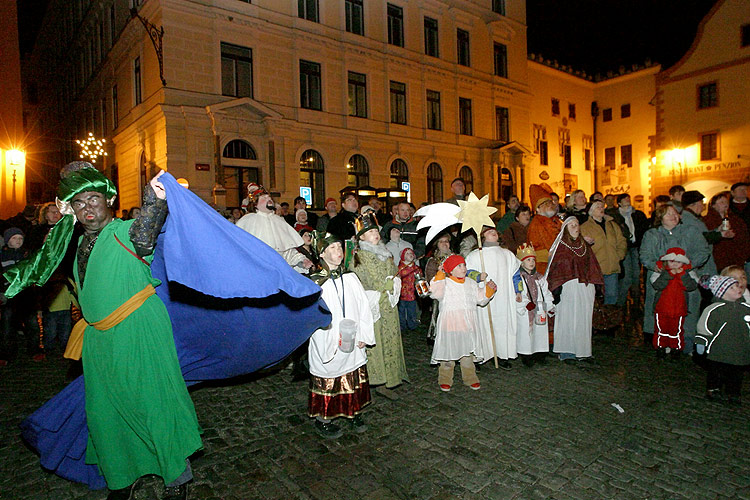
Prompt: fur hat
<box><xmin>681</xmin><ymin>190</ymin><xmax>704</xmax><ymax>208</ymax></box>
<box><xmin>516</xmin><ymin>243</ymin><xmax>536</xmax><ymax>262</ymax></box>
<box><xmin>295</xmin><ymin>209</ymin><xmax>307</xmax><ymax>221</ymax></box>
<box><xmin>700</xmin><ymin>275</ymin><xmax>738</xmax><ymax>299</ymax></box>
<box><xmin>355</xmin><ymin>212</ymin><xmax>379</xmax><ymax>237</ymax></box>
<box><xmin>443</xmin><ymin>254</ymin><xmax>465</xmax><ymax>274</ymax></box>
<box><xmin>659</xmin><ymin>247</ymin><xmax>690</xmax><ymax>265</ymax></box>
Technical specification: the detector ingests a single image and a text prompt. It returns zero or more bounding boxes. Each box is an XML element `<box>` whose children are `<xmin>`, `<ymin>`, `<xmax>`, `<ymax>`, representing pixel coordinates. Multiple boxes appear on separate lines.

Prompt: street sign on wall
<box><xmin>300</xmin><ymin>186</ymin><xmax>312</xmax><ymax>206</ymax></box>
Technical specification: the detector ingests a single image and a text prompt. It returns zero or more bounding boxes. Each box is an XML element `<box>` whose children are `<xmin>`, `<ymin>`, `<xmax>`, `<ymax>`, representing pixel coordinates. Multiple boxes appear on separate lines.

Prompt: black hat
<box><xmin>355</xmin><ymin>212</ymin><xmax>379</xmax><ymax>237</ymax></box>
<box><xmin>681</xmin><ymin>190</ymin><xmax>704</xmax><ymax>208</ymax></box>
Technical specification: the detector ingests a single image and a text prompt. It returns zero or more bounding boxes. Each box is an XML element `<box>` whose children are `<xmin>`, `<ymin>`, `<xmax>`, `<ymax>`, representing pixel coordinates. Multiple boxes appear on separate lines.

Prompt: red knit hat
<box><xmin>660</xmin><ymin>247</ymin><xmax>690</xmax><ymax>265</ymax></box>
<box><xmin>443</xmin><ymin>254</ymin><xmax>465</xmax><ymax>274</ymax></box>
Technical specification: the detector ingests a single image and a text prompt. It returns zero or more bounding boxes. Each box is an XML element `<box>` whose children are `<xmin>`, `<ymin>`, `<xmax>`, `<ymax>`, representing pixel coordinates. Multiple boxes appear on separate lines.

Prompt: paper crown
<box><xmin>246</xmin><ymin>182</ymin><xmax>268</xmax><ymax>203</ymax></box>
<box><xmin>355</xmin><ymin>212</ymin><xmax>379</xmax><ymax>237</ymax></box>
<box><xmin>516</xmin><ymin>243</ymin><xmax>537</xmax><ymax>261</ymax></box>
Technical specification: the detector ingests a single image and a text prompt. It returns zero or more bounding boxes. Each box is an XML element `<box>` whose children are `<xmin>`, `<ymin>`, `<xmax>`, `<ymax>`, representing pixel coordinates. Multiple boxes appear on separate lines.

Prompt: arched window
<box><xmin>459</xmin><ymin>165</ymin><xmax>473</xmax><ymax>195</ymax></box>
<box><xmin>389</xmin><ymin>158</ymin><xmax>409</xmax><ymax>189</ymax></box>
<box><xmin>427</xmin><ymin>162</ymin><xmax>443</xmax><ymax>203</ymax></box>
<box><xmin>347</xmin><ymin>154</ymin><xmax>369</xmax><ymax>187</ymax></box>
<box><xmin>299</xmin><ymin>149</ymin><xmax>325</xmax><ymax>209</ymax></box>
<box><xmin>223</xmin><ymin>139</ymin><xmax>257</xmax><ymax>160</ymax></box>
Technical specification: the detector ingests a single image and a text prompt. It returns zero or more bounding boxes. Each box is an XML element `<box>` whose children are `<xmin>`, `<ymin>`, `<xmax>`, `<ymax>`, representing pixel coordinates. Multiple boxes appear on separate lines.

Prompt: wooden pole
<box><xmin>477</xmin><ymin>240</ymin><xmax>499</xmax><ymax>368</ymax></box>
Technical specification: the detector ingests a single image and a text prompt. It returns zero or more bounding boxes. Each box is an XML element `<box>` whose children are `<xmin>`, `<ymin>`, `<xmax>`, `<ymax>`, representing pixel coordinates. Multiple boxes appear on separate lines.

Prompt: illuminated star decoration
<box><xmin>456</xmin><ymin>192</ymin><xmax>497</xmax><ymax>241</ymax></box>
<box><xmin>76</xmin><ymin>132</ymin><xmax>108</xmax><ymax>164</ymax></box>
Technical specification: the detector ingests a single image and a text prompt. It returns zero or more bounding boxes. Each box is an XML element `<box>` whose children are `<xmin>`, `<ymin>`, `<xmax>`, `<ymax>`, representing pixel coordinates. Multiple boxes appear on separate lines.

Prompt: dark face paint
<box><xmin>72</xmin><ymin>191</ymin><xmax>113</xmax><ymax>233</ymax></box>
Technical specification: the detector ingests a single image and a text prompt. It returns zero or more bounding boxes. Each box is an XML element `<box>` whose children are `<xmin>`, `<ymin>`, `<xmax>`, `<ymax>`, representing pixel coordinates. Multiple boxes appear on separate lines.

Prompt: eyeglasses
<box><xmin>71</xmin><ymin>194</ymin><xmax>106</xmax><ymax>211</ymax></box>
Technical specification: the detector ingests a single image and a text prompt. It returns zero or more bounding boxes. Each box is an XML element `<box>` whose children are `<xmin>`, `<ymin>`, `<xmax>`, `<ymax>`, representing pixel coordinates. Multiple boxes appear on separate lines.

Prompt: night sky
<box><xmin>17</xmin><ymin>0</ymin><xmax>717</xmax><ymax>74</ymax></box>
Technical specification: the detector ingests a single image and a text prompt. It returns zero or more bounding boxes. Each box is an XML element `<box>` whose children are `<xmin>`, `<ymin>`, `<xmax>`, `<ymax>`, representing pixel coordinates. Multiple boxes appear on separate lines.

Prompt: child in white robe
<box><xmin>308</xmin><ymin>234</ymin><xmax>376</xmax><ymax>439</ymax></box>
<box><xmin>429</xmin><ymin>254</ymin><xmax>496</xmax><ymax>391</ymax></box>
<box><xmin>515</xmin><ymin>243</ymin><xmax>553</xmax><ymax>367</ymax></box>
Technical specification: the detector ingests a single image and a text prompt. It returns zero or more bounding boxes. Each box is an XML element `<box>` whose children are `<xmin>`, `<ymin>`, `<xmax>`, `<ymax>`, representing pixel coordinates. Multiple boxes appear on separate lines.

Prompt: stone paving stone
<box><xmin>3</xmin><ymin>330</ymin><xmax>750</xmax><ymax>499</ymax></box>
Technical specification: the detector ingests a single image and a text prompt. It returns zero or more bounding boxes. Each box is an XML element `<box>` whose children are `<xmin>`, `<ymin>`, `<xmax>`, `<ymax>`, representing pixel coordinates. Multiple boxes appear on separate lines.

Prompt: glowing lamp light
<box><xmin>6</xmin><ymin>149</ymin><xmax>25</xmax><ymax>167</ymax></box>
<box><xmin>176</xmin><ymin>178</ymin><xmax>190</xmax><ymax>189</ymax></box>
<box><xmin>76</xmin><ymin>132</ymin><xmax>108</xmax><ymax>163</ymax></box>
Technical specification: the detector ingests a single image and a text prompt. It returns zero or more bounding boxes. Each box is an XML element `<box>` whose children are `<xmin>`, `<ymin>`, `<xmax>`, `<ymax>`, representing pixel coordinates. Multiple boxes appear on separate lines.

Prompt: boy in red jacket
<box><xmin>397</xmin><ymin>248</ymin><xmax>420</xmax><ymax>332</ymax></box>
<box><xmin>651</xmin><ymin>247</ymin><xmax>698</xmax><ymax>359</ymax></box>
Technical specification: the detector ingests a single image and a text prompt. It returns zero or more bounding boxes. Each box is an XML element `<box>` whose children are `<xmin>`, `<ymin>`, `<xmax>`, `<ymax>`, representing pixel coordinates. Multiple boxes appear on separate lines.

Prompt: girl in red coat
<box><xmin>651</xmin><ymin>247</ymin><xmax>699</xmax><ymax>359</ymax></box>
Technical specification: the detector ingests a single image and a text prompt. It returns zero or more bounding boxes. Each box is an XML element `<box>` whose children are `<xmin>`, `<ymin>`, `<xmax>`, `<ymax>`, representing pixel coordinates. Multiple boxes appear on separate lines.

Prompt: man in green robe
<box><xmin>4</xmin><ymin>162</ymin><xmax>201</xmax><ymax>500</ymax></box>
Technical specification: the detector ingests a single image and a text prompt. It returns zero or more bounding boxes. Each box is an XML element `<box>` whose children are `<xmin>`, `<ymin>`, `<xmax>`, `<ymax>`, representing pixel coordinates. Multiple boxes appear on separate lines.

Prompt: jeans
<box><xmin>603</xmin><ymin>273</ymin><xmax>619</xmax><ymax>305</ymax></box>
<box><xmin>398</xmin><ymin>300</ymin><xmax>418</xmax><ymax>331</ymax></box>
<box><xmin>43</xmin><ymin>310</ymin><xmax>72</xmax><ymax>351</ymax></box>
<box><xmin>617</xmin><ymin>248</ymin><xmax>640</xmax><ymax>307</ymax></box>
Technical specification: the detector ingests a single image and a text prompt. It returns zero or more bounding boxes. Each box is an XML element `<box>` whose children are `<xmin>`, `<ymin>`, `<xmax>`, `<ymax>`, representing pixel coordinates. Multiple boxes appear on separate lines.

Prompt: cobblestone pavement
<box><xmin>1</xmin><ymin>327</ymin><xmax>749</xmax><ymax>500</ymax></box>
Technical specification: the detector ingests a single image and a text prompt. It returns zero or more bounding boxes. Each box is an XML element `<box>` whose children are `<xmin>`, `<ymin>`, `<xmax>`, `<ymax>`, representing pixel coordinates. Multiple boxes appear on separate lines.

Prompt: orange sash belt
<box><xmin>63</xmin><ymin>284</ymin><xmax>156</xmax><ymax>360</ymax></box>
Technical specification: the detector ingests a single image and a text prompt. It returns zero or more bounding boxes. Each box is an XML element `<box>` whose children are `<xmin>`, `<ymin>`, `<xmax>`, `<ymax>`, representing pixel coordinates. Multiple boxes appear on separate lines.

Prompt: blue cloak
<box><xmin>19</xmin><ymin>173</ymin><xmax>331</xmax><ymax>489</ymax></box>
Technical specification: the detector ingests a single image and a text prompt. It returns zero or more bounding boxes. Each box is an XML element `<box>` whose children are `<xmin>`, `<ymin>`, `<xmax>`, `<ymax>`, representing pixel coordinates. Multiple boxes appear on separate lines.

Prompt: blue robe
<box><xmin>19</xmin><ymin>173</ymin><xmax>331</xmax><ymax>489</ymax></box>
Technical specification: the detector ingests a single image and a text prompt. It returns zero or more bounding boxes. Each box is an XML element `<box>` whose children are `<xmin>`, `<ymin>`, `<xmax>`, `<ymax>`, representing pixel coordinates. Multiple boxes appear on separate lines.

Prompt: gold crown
<box><xmin>355</xmin><ymin>212</ymin><xmax>379</xmax><ymax>237</ymax></box>
<box><xmin>516</xmin><ymin>242</ymin><xmax>536</xmax><ymax>261</ymax></box>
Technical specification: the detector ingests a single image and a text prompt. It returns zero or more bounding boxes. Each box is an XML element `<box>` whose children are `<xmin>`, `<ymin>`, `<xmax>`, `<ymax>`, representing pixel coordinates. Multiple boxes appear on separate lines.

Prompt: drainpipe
<box><xmin>591</xmin><ymin>101</ymin><xmax>599</xmax><ymax>191</ymax></box>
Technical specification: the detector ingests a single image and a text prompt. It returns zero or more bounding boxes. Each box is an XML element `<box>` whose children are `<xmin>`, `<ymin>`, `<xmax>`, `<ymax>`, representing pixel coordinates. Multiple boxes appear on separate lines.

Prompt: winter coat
<box><xmin>651</xmin><ymin>267</ymin><xmax>698</xmax><ymax>316</ymax></box>
<box><xmin>580</xmin><ymin>216</ymin><xmax>628</xmax><ymax>275</ymax></box>
<box><xmin>696</xmin><ymin>299</ymin><xmax>750</xmax><ymax>366</ymax></box>
<box><xmin>703</xmin><ymin>208</ymin><xmax>750</xmax><ymax>271</ymax></box>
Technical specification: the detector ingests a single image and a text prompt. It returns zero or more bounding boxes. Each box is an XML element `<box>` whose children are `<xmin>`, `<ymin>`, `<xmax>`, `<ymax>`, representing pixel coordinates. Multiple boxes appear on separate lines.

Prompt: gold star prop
<box><xmin>456</xmin><ymin>192</ymin><xmax>497</xmax><ymax>238</ymax></box>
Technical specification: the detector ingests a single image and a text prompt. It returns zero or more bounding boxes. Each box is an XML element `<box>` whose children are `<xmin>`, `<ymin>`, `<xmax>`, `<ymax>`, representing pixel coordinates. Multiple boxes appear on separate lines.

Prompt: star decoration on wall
<box><xmin>457</xmin><ymin>192</ymin><xmax>497</xmax><ymax>238</ymax></box>
<box><xmin>76</xmin><ymin>132</ymin><xmax>108</xmax><ymax>164</ymax></box>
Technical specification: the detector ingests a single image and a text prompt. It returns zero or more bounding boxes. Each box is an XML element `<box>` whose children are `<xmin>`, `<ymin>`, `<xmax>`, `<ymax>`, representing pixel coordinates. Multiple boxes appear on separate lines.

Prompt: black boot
<box><xmin>107</xmin><ymin>479</ymin><xmax>140</xmax><ymax>500</ymax></box>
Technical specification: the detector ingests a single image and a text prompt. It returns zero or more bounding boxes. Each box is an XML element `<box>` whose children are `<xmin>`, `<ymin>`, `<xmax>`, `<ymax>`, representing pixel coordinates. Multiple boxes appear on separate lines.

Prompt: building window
<box><xmin>133</xmin><ymin>56</ymin><xmax>142</xmax><ymax>106</ymax></box>
<box><xmin>390</xmin><ymin>81</ymin><xmax>407</xmax><ymax>125</ymax></box>
<box><xmin>621</xmin><ymin>144</ymin><xmax>632</xmax><ymax>167</ymax></box>
<box><xmin>539</xmin><ymin>141</ymin><xmax>548</xmax><ymax>166</ymax></box>
<box><xmin>347</xmin><ymin>154</ymin><xmax>370</xmax><ymax>187</ymax></box>
<box><xmin>424</xmin><ymin>17</ymin><xmax>439</xmax><ymax>57</ymax></box>
<box><xmin>568</xmin><ymin>103</ymin><xmax>576</xmax><ymax>120</ymax></box>
<box><xmin>348</xmin><ymin>71</ymin><xmax>367</xmax><ymax>118</ymax></box>
<box><xmin>223</xmin><ymin>140</ymin><xmax>257</xmax><ymax>159</ymax></box>
<box><xmin>345</xmin><ymin>0</ymin><xmax>364</xmax><ymax>35</ymax></box>
<box><xmin>426</xmin><ymin>90</ymin><xmax>441</xmax><ymax>130</ymax></box>
<box><xmin>493</xmin><ymin>42</ymin><xmax>508</xmax><ymax>77</ymax></box>
<box><xmin>604</xmin><ymin>147</ymin><xmax>616</xmax><ymax>169</ymax></box>
<box><xmin>584</xmin><ymin>148</ymin><xmax>591</xmax><ymax>171</ymax></box>
<box><xmin>427</xmin><ymin>162</ymin><xmax>443</xmax><ymax>203</ymax></box>
<box><xmin>459</xmin><ymin>165</ymin><xmax>473</xmax><ymax>194</ymax></box>
<box><xmin>390</xmin><ymin>159</ymin><xmax>408</xmax><ymax>189</ymax></box>
<box><xmin>387</xmin><ymin>4</ymin><xmax>404</xmax><ymax>47</ymax></box>
<box><xmin>300</xmin><ymin>150</ymin><xmax>325</xmax><ymax>209</ymax></box>
<box><xmin>457</xmin><ymin>29</ymin><xmax>470</xmax><ymax>66</ymax></box>
<box><xmin>221</xmin><ymin>43</ymin><xmax>253</xmax><ymax>98</ymax></box>
<box><xmin>563</xmin><ymin>145</ymin><xmax>572</xmax><ymax>169</ymax></box>
<box><xmin>459</xmin><ymin>98</ymin><xmax>473</xmax><ymax>135</ymax></box>
<box><xmin>621</xmin><ymin>103</ymin><xmax>631</xmax><ymax>118</ymax></box>
<box><xmin>101</xmin><ymin>98</ymin><xmax>107</xmax><ymax>137</ymax></box>
<box><xmin>298</xmin><ymin>0</ymin><xmax>319</xmax><ymax>22</ymax></box>
<box><xmin>112</xmin><ymin>85</ymin><xmax>118</xmax><ymax>129</ymax></box>
<box><xmin>300</xmin><ymin>60</ymin><xmax>322</xmax><ymax>110</ymax></box>
<box><xmin>602</xmin><ymin>108</ymin><xmax>612</xmax><ymax>122</ymax></box>
<box><xmin>741</xmin><ymin>24</ymin><xmax>750</xmax><ymax>47</ymax></box>
<box><xmin>109</xmin><ymin>5</ymin><xmax>116</xmax><ymax>47</ymax></box>
<box><xmin>700</xmin><ymin>132</ymin><xmax>719</xmax><ymax>161</ymax></box>
<box><xmin>698</xmin><ymin>82</ymin><xmax>718</xmax><ymax>109</ymax></box>
<box><xmin>551</xmin><ymin>98</ymin><xmax>560</xmax><ymax>117</ymax></box>
<box><xmin>495</xmin><ymin>106</ymin><xmax>509</xmax><ymax>142</ymax></box>
<box><xmin>492</xmin><ymin>0</ymin><xmax>505</xmax><ymax>15</ymax></box>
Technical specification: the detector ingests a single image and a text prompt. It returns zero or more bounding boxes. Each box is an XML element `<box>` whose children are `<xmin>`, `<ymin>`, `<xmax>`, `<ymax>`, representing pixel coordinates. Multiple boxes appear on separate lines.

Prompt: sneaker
<box><xmin>163</xmin><ymin>483</ymin><xmax>188</xmax><ymax>500</ymax></box>
<box><xmin>439</xmin><ymin>384</ymin><xmax>451</xmax><ymax>392</ymax></box>
<box><xmin>349</xmin><ymin>414</ymin><xmax>368</xmax><ymax>433</ymax></box>
<box><xmin>469</xmin><ymin>382</ymin><xmax>481</xmax><ymax>390</ymax></box>
<box><xmin>107</xmin><ymin>479</ymin><xmax>140</xmax><ymax>500</ymax></box>
<box><xmin>314</xmin><ymin>419</ymin><xmax>342</xmax><ymax>439</ymax></box>
<box><xmin>498</xmin><ymin>359</ymin><xmax>512</xmax><ymax>371</ymax></box>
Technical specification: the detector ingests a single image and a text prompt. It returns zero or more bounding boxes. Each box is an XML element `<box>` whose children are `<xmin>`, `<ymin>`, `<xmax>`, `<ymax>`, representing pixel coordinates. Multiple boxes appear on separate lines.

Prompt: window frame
<box><xmin>604</xmin><ymin>147</ymin><xmax>616</xmax><ymax>169</ymax></box>
<box><xmin>347</xmin><ymin>154</ymin><xmax>370</xmax><ymax>187</ymax></box>
<box><xmin>387</xmin><ymin>4</ymin><xmax>404</xmax><ymax>47</ymax></box>
<box><xmin>457</xmin><ymin>28</ymin><xmax>470</xmax><ymax>67</ymax></box>
<box><xmin>697</xmin><ymin>81</ymin><xmax>718</xmax><ymax>110</ymax></box>
<box><xmin>620</xmin><ymin>103</ymin><xmax>631</xmax><ymax>119</ymax></box>
<box><xmin>390</xmin><ymin>158</ymin><xmax>409</xmax><ymax>190</ymax></box>
<box><xmin>348</xmin><ymin>71</ymin><xmax>368</xmax><ymax>118</ymax></box>
<box><xmin>133</xmin><ymin>56</ymin><xmax>142</xmax><ymax>106</ymax></box>
<box><xmin>299</xmin><ymin>60</ymin><xmax>322</xmax><ymax>111</ymax></box>
<box><xmin>699</xmin><ymin>131</ymin><xmax>720</xmax><ymax>162</ymax></box>
<box><xmin>493</xmin><ymin>42</ymin><xmax>508</xmax><ymax>78</ymax></box>
<box><xmin>495</xmin><ymin>106</ymin><xmax>509</xmax><ymax>142</ymax></box>
<box><xmin>459</xmin><ymin>165</ymin><xmax>473</xmax><ymax>194</ymax></box>
<box><xmin>345</xmin><ymin>0</ymin><xmax>364</xmax><ymax>35</ymax></box>
<box><xmin>426</xmin><ymin>89</ymin><xmax>441</xmax><ymax>131</ymax></box>
<box><xmin>568</xmin><ymin>103</ymin><xmax>576</xmax><ymax>120</ymax></box>
<box><xmin>551</xmin><ymin>98</ymin><xmax>560</xmax><ymax>117</ymax></box>
<box><xmin>299</xmin><ymin>149</ymin><xmax>325</xmax><ymax>209</ymax></box>
<box><xmin>602</xmin><ymin>108</ymin><xmax>613</xmax><ymax>122</ymax></box>
<box><xmin>298</xmin><ymin>0</ymin><xmax>319</xmax><ymax>22</ymax></box>
<box><xmin>390</xmin><ymin>80</ymin><xmax>407</xmax><ymax>125</ymax></box>
<box><xmin>112</xmin><ymin>85</ymin><xmax>119</xmax><ymax>130</ymax></box>
<box><xmin>426</xmin><ymin>162</ymin><xmax>443</xmax><ymax>203</ymax></box>
<box><xmin>424</xmin><ymin>17</ymin><xmax>439</xmax><ymax>57</ymax></box>
<box><xmin>221</xmin><ymin>42</ymin><xmax>254</xmax><ymax>99</ymax></box>
<box><xmin>621</xmin><ymin>144</ymin><xmax>632</xmax><ymax>168</ymax></box>
<box><xmin>563</xmin><ymin>144</ymin><xmax>572</xmax><ymax>169</ymax></box>
<box><xmin>539</xmin><ymin>141</ymin><xmax>548</xmax><ymax>166</ymax></box>
<box><xmin>492</xmin><ymin>0</ymin><xmax>505</xmax><ymax>16</ymax></box>
<box><xmin>459</xmin><ymin>97</ymin><xmax>473</xmax><ymax>136</ymax></box>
